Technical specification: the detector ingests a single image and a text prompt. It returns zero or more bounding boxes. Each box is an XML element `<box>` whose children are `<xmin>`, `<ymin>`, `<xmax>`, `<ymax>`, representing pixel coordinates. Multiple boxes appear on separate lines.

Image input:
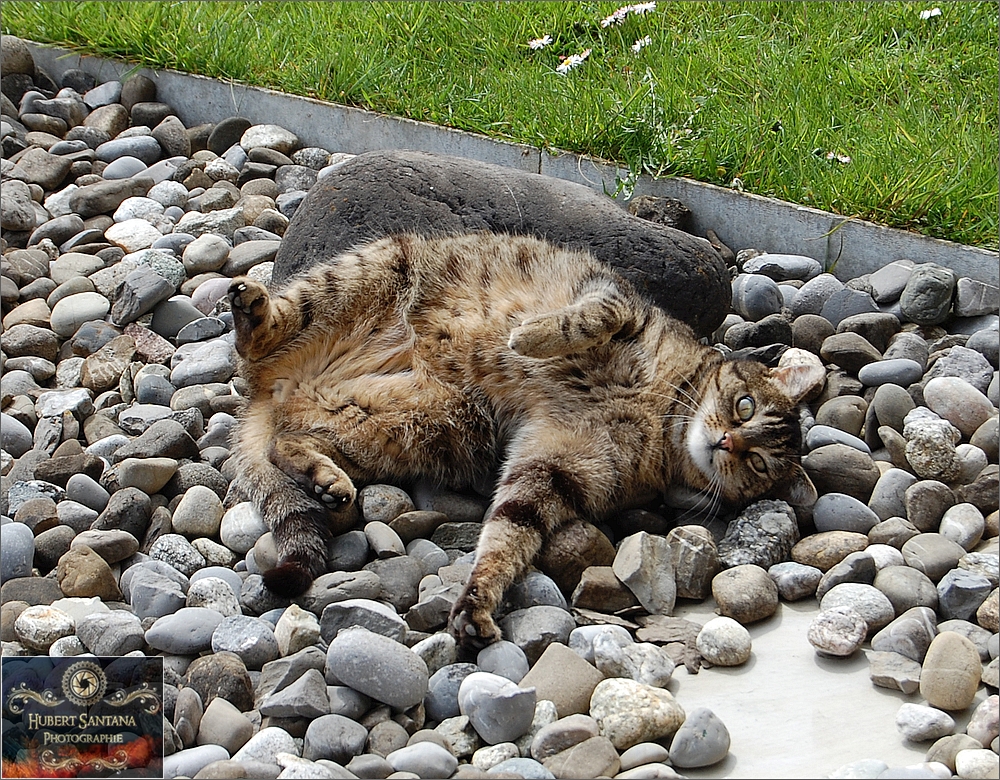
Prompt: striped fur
<box><xmin>226</xmin><ymin>233</ymin><xmax>820</xmax><ymax>644</ymax></box>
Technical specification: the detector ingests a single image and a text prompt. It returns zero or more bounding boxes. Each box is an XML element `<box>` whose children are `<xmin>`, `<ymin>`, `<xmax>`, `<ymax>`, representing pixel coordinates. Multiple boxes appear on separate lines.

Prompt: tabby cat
<box><xmin>227</xmin><ymin>232</ymin><xmax>821</xmax><ymax>649</ymax></box>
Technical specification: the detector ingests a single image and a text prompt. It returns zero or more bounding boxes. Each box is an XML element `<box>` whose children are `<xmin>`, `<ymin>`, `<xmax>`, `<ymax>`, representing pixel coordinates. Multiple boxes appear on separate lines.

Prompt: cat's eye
<box><xmin>736</xmin><ymin>395</ymin><xmax>755</xmax><ymax>421</ymax></box>
<box><xmin>747</xmin><ymin>452</ymin><xmax>768</xmax><ymax>473</ymax></box>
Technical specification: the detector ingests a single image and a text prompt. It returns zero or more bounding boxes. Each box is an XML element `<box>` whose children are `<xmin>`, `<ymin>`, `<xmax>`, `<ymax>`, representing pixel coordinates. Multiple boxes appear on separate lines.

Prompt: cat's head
<box><xmin>683</xmin><ymin>359</ymin><xmax>820</xmax><ymax>507</ymax></box>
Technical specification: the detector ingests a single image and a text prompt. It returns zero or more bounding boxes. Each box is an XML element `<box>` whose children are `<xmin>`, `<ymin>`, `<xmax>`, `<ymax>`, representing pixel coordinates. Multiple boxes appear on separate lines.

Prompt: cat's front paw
<box><xmin>508</xmin><ymin>318</ymin><xmax>559</xmax><ymax>358</ymax></box>
<box><xmin>449</xmin><ymin>593</ymin><xmax>501</xmax><ymax>652</ymax></box>
<box><xmin>228</xmin><ymin>278</ymin><xmax>269</xmax><ymax>320</ymax></box>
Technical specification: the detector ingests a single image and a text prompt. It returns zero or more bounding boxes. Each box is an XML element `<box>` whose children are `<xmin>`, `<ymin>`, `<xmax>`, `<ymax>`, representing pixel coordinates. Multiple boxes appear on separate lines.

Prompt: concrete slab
<box><xmin>670</xmin><ymin>598</ymin><xmax>987</xmax><ymax>778</ymax></box>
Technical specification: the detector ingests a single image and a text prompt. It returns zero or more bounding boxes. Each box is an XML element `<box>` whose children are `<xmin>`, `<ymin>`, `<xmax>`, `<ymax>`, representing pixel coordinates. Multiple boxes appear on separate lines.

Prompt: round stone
<box><xmin>14</xmin><ymin>605</ymin><xmax>76</xmax><ymax>652</ymax></box>
<box><xmin>172</xmin><ymin>484</ymin><xmax>225</xmax><ymax>537</ymax></box>
<box><xmin>894</xmin><ymin>703</ymin><xmax>955</xmax><ymax>742</ymax></box>
<box><xmin>668</xmin><ymin>707</ymin><xmax>730</xmax><ymax>768</ymax></box>
<box><xmin>873</xmin><ymin>566</ymin><xmax>939</xmax><ymax>614</ymax></box>
<box><xmin>924</xmin><ymin>376</ymin><xmax>996</xmax><ymax>439</ymax></box>
<box><xmin>145</xmin><ymin>607</ymin><xmax>225</xmax><ymax>655</ymax></box>
<box><xmin>901</xmin><ymin>533</ymin><xmax>967</xmax><ymax>582</ymax></box>
<box><xmin>588</xmin><ymin>678</ymin><xmax>686</xmax><ymax>751</ymax></box>
<box><xmin>695</xmin><ymin>616</ymin><xmax>752</xmax><ymax>666</ymax></box>
<box><xmin>1</xmin><ymin>522</ymin><xmax>35</xmax><ymax>583</ymax></box>
<box><xmin>767</xmin><ymin>561</ymin><xmax>822</xmax><ymax>601</ymax></box>
<box><xmin>49</xmin><ymin>291</ymin><xmax>111</xmax><ymax>337</ymax></box>
<box><xmin>220</xmin><ymin>502</ymin><xmax>268</xmax><ymax>554</ymax></box>
<box><xmin>807</xmin><ymin>605</ymin><xmax>867</xmax><ymax>656</ymax></box>
<box><xmin>939</xmin><ymin>503</ymin><xmax>985</xmax><ymax>551</ymax></box>
<box><xmin>711</xmin><ymin>564</ymin><xmax>779</xmax><ymax>624</ymax></box>
<box><xmin>812</xmin><ymin>493</ymin><xmax>880</xmax><ymax>534</ymax></box>
<box><xmin>386</xmin><ymin>742</ymin><xmax>459</xmax><ymax>779</ymax></box>
<box><xmin>731</xmin><ymin>273</ymin><xmax>783</xmax><ymax>321</ymax></box>
<box><xmin>819</xmin><ymin>582</ymin><xmax>894</xmax><ymax>635</ymax></box>
<box><xmin>919</xmin><ymin>631</ymin><xmax>982</xmax><ymax>710</ymax></box>
<box><xmin>857</xmin><ymin>358</ymin><xmax>924</xmax><ymax>387</ymax></box>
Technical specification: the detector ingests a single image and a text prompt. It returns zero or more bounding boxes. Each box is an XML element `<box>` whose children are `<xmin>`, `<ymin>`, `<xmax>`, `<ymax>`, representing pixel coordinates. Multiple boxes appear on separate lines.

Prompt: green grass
<box><xmin>3</xmin><ymin>1</ymin><xmax>997</xmax><ymax>249</ymax></box>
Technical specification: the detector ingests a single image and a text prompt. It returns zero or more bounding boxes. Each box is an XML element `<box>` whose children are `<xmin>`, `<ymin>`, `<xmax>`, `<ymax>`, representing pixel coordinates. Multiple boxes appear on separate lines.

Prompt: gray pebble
<box><xmin>145</xmin><ymin>606</ymin><xmax>225</xmax><ymax>654</ymax></box>
<box><xmin>806</xmin><ymin>424</ymin><xmax>870</xmax><ymax>454</ymax></box>
<box><xmin>426</xmin><ymin>662</ymin><xmax>480</xmax><ymax>722</ymax></box>
<box><xmin>477</xmin><ymin>640</ymin><xmax>530</xmax><ymax>684</ymax></box>
<box><xmin>899</xmin><ymin>263</ymin><xmax>956</xmax><ymax>325</ymax></box>
<box><xmin>458</xmin><ymin>671</ymin><xmax>537</xmax><ymax>745</ymax></box>
<box><xmin>857</xmin><ymin>358</ymin><xmax>924</xmax><ymax>387</ymax></box>
<box><xmin>325</xmin><ymin>626</ymin><xmax>429</xmax><ymax>709</ymax></box>
<box><xmin>668</xmin><ymin>707</ymin><xmax>730</xmax><ymax>768</ymax></box>
<box><xmin>320</xmin><ymin>597</ymin><xmax>407</xmax><ymax>643</ymax></box>
<box><xmin>936</xmin><ymin>568</ymin><xmax>993</xmax><ymax>621</ymax></box>
<box><xmin>386</xmin><ymin>742</ymin><xmax>459</xmax><ymax>779</ymax></box>
<box><xmin>813</xmin><ymin>493</ymin><xmax>880</xmax><ymax>534</ymax></box>
<box><xmin>0</xmin><ymin>522</ymin><xmax>35</xmax><ymax>583</ymax></box>
<box><xmin>820</xmin><ymin>583</ymin><xmax>895</xmax><ymax>635</ymax></box>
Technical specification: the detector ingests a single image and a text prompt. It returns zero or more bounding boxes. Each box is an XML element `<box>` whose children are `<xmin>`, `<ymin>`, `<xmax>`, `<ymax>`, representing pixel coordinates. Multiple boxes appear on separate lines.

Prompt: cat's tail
<box><xmin>226</xmin><ymin>408</ymin><xmax>335</xmax><ymax>597</ymax></box>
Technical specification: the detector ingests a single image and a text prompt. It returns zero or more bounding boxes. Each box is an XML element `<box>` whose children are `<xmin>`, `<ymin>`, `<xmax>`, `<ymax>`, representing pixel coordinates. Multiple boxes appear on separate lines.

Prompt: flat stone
<box><xmin>517</xmin><ymin>641</ymin><xmax>605</xmax><ymax>718</ymax></box>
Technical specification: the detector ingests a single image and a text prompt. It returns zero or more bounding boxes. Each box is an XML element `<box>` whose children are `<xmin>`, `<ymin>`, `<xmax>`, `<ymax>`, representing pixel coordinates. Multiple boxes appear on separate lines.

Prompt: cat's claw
<box><xmin>228</xmin><ymin>278</ymin><xmax>269</xmax><ymax>317</ymax></box>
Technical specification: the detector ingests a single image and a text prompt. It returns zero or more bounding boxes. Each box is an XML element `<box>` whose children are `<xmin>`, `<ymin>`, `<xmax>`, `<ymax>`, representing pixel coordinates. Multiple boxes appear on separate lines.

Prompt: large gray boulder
<box><xmin>272</xmin><ymin>150</ymin><xmax>729</xmax><ymax>337</ymax></box>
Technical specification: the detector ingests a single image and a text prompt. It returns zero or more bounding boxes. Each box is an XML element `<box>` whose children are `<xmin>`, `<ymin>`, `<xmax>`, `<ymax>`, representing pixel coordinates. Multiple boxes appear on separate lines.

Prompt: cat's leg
<box><xmin>508</xmin><ymin>275</ymin><xmax>648</xmax><ymax>358</ymax></box>
<box><xmin>268</xmin><ymin>433</ymin><xmax>357</xmax><ymax>509</ymax></box>
<box><xmin>450</xmin><ymin>423</ymin><xmax>613</xmax><ymax>650</ymax></box>
<box><xmin>228</xmin><ymin>277</ymin><xmax>311</xmax><ymax>360</ymax></box>
<box><xmin>227</xmin><ymin>404</ymin><xmax>343</xmax><ymax>596</ymax></box>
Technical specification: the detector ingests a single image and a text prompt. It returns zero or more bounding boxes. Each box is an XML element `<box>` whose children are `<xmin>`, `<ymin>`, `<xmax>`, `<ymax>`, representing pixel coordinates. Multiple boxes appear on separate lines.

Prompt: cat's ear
<box><xmin>773</xmin><ymin>464</ymin><xmax>818</xmax><ymax>506</ymax></box>
<box><xmin>768</xmin><ymin>362</ymin><xmax>826</xmax><ymax>403</ymax></box>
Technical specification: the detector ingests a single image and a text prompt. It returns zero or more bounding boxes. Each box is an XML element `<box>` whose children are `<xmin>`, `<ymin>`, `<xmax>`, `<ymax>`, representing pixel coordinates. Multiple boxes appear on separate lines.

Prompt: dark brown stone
<box><xmin>537</xmin><ymin>520</ymin><xmax>616</xmax><ymax>596</ymax></box>
<box><xmin>273</xmin><ymin>150</ymin><xmax>729</xmax><ymax>338</ymax></box>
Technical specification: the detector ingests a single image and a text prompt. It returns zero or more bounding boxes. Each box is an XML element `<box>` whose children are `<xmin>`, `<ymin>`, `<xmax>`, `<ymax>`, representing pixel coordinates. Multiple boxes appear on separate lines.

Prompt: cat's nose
<box><xmin>717</xmin><ymin>432</ymin><xmax>735</xmax><ymax>452</ymax></box>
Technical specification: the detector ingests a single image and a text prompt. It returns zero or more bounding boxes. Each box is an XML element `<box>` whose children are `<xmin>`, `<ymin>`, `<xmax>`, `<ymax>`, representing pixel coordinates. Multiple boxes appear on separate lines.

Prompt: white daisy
<box><xmin>528</xmin><ymin>35</ymin><xmax>553</xmax><ymax>50</ymax></box>
<box><xmin>629</xmin><ymin>2</ymin><xmax>657</xmax><ymax>15</ymax></box>
<box><xmin>631</xmin><ymin>35</ymin><xmax>652</xmax><ymax>53</ymax></box>
<box><xmin>556</xmin><ymin>48</ymin><xmax>593</xmax><ymax>74</ymax></box>
<box><xmin>601</xmin><ymin>7</ymin><xmax>630</xmax><ymax>27</ymax></box>
<box><xmin>919</xmin><ymin>7</ymin><xmax>942</xmax><ymax>19</ymax></box>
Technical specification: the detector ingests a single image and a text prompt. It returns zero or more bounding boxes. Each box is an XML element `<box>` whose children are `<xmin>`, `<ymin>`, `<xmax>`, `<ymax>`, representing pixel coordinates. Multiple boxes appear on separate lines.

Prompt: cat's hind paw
<box><xmin>310</xmin><ymin>464</ymin><xmax>357</xmax><ymax>510</ymax></box>
<box><xmin>228</xmin><ymin>278</ymin><xmax>269</xmax><ymax>319</ymax></box>
<box><xmin>449</xmin><ymin>597</ymin><xmax>501</xmax><ymax>652</ymax></box>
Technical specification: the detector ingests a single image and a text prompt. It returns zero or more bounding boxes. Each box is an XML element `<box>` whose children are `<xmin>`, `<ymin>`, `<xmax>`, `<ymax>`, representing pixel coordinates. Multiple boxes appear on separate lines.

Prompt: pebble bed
<box><xmin>1</xmin><ymin>35</ymin><xmax>998</xmax><ymax>780</ymax></box>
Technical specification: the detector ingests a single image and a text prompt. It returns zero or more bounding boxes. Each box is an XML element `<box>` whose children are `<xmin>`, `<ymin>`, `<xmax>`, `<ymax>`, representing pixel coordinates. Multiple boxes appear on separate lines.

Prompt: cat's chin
<box><xmin>683</xmin><ymin>417</ymin><xmax>719</xmax><ymax>481</ymax></box>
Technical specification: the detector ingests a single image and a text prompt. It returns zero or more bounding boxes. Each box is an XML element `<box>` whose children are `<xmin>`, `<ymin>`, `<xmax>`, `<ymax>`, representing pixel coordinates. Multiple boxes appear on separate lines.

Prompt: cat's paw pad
<box><xmin>311</xmin><ymin>468</ymin><xmax>356</xmax><ymax>510</ymax></box>
<box><xmin>228</xmin><ymin>278</ymin><xmax>269</xmax><ymax>317</ymax></box>
<box><xmin>449</xmin><ymin>600</ymin><xmax>500</xmax><ymax>651</ymax></box>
